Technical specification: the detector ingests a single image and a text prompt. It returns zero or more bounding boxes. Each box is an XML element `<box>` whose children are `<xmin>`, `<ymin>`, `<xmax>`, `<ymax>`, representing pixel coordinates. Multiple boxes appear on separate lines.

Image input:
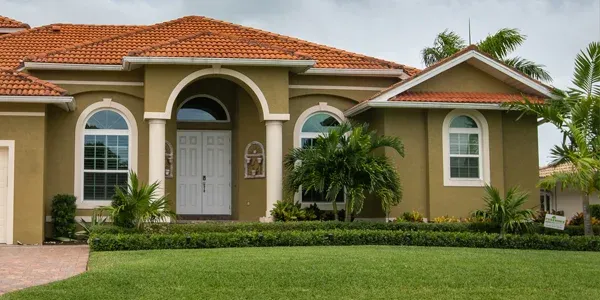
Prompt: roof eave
<box><xmin>122</xmin><ymin>56</ymin><xmax>317</xmax><ymax>72</ymax></box>
<box><xmin>0</xmin><ymin>95</ymin><xmax>75</xmax><ymax>111</ymax></box>
<box><xmin>303</xmin><ymin>68</ymin><xmax>408</xmax><ymax>78</ymax></box>
<box><xmin>344</xmin><ymin>101</ymin><xmax>506</xmax><ymax>117</ymax></box>
<box><xmin>21</xmin><ymin>62</ymin><xmax>124</xmax><ymax>71</ymax></box>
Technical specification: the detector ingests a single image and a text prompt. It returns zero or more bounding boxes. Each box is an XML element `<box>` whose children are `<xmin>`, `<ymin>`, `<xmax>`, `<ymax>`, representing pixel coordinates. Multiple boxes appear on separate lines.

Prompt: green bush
<box><xmin>590</xmin><ymin>205</ymin><xmax>600</xmax><ymax>219</ymax></box>
<box><xmin>90</xmin><ymin>221</ymin><xmax>600</xmax><ymax>236</ymax></box>
<box><xmin>89</xmin><ymin>229</ymin><xmax>600</xmax><ymax>252</ymax></box>
<box><xmin>398</xmin><ymin>211</ymin><xmax>424</xmax><ymax>222</ymax></box>
<box><xmin>51</xmin><ymin>194</ymin><xmax>77</xmax><ymax>239</ymax></box>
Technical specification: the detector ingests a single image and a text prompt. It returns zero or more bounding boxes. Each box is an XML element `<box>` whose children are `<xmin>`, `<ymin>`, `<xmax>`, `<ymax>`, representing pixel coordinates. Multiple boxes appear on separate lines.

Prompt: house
<box><xmin>0</xmin><ymin>15</ymin><xmax>549</xmax><ymax>245</ymax></box>
<box><xmin>539</xmin><ymin>163</ymin><xmax>599</xmax><ymax>219</ymax></box>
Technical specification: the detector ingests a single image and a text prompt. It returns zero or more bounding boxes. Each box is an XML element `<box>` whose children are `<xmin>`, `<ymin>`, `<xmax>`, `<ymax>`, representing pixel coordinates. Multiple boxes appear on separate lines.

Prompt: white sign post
<box><xmin>543</xmin><ymin>214</ymin><xmax>567</xmax><ymax>230</ymax></box>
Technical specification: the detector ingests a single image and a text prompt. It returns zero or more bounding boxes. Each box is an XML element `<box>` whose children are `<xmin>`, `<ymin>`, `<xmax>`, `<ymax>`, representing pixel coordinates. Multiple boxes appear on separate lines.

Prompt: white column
<box><xmin>148</xmin><ymin>119</ymin><xmax>166</xmax><ymax>196</ymax></box>
<box><xmin>264</xmin><ymin>120</ymin><xmax>283</xmax><ymax>221</ymax></box>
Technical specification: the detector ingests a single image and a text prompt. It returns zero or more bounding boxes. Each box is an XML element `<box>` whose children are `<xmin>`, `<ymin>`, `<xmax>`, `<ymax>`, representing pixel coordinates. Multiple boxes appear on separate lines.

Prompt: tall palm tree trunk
<box><xmin>582</xmin><ymin>193</ymin><xmax>593</xmax><ymax>236</ymax></box>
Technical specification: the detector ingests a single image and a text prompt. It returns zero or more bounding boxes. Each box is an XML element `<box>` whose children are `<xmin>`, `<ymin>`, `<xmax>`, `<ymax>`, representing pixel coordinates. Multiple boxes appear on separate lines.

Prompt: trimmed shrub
<box><xmin>90</xmin><ymin>221</ymin><xmax>600</xmax><ymax>236</ymax></box>
<box><xmin>89</xmin><ymin>229</ymin><xmax>600</xmax><ymax>252</ymax></box>
<box><xmin>590</xmin><ymin>205</ymin><xmax>600</xmax><ymax>220</ymax></box>
<box><xmin>51</xmin><ymin>194</ymin><xmax>77</xmax><ymax>239</ymax></box>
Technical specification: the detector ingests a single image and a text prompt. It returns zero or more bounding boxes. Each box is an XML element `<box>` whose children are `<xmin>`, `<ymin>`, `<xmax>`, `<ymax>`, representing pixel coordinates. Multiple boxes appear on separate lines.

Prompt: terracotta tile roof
<box><xmin>539</xmin><ymin>163</ymin><xmax>574</xmax><ymax>178</ymax></box>
<box><xmin>22</xmin><ymin>16</ymin><xmax>415</xmax><ymax>72</ymax></box>
<box><xmin>128</xmin><ymin>31</ymin><xmax>312</xmax><ymax>60</ymax></box>
<box><xmin>0</xmin><ymin>16</ymin><xmax>30</xmax><ymax>29</ymax></box>
<box><xmin>366</xmin><ymin>45</ymin><xmax>553</xmax><ymax>103</ymax></box>
<box><xmin>389</xmin><ymin>91</ymin><xmax>545</xmax><ymax>104</ymax></box>
<box><xmin>0</xmin><ymin>68</ymin><xmax>67</xmax><ymax>96</ymax></box>
<box><xmin>0</xmin><ymin>23</ymin><xmax>143</xmax><ymax>68</ymax></box>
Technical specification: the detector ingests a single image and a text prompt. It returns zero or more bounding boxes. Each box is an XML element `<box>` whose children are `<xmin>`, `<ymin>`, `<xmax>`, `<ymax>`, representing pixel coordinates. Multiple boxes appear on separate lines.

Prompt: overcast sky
<box><xmin>3</xmin><ymin>0</ymin><xmax>598</xmax><ymax>165</ymax></box>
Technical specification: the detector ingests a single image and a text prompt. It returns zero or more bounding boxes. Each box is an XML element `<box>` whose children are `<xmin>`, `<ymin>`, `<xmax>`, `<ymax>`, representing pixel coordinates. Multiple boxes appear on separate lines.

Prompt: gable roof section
<box><xmin>0</xmin><ymin>16</ymin><xmax>30</xmax><ymax>29</ymax></box>
<box><xmin>345</xmin><ymin>45</ymin><xmax>554</xmax><ymax>116</ymax></box>
<box><xmin>20</xmin><ymin>16</ymin><xmax>415</xmax><ymax>74</ymax></box>
<box><xmin>0</xmin><ymin>68</ymin><xmax>66</xmax><ymax>96</ymax></box>
<box><xmin>0</xmin><ymin>23</ymin><xmax>143</xmax><ymax>68</ymax></box>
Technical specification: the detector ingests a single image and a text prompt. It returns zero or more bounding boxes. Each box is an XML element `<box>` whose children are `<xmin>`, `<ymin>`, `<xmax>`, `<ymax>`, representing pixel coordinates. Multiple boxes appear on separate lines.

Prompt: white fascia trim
<box><xmin>123</xmin><ymin>56</ymin><xmax>316</xmax><ymax>69</ymax></box>
<box><xmin>0</xmin><ymin>112</ymin><xmax>45</xmax><ymax>117</ymax></box>
<box><xmin>302</xmin><ymin>68</ymin><xmax>406</xmax><ymax>77</ymax></box>
<box><xmin>47</xmin><ymin>80</ymin><xmax>144</xmax><ymax>87</ymax></box>
<box><xmin>288</xmin><ymin>84</ymin><xmax>385</xmax><ymax>91</ymax></box>
<box><xmin>0</xmin><ymin>28</ymin><xmax>25</xmax><ymax>34</ymax></box>
<box><xmin>369</xmin><ymin>50</ymin><xmax>554</xmax><ymax>103</ymax></box>
<box><xmin>344</xmin><ymin>101</ymin><xmax>505</xmax><ymax>117</ymax></box>
<box><xmin>22</xmin><ymin>62</ymin><xmax>124</xmax><ymax>71</ymax></box>
<box><xmin>0</xmin><ymin>96</ymin><xmax>75</xmax><ymax>111</ymax></box>
<box><xmin>0</xmin><ymin>140</ymin><xmax>15</xmax><ymax>244</ymax></box>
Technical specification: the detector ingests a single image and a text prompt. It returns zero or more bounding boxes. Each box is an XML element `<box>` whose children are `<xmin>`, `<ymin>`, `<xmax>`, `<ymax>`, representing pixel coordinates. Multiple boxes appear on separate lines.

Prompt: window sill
<box><xmin>443</xmin><ymin>178</ymin><xmax>487</xmax><ymax>187</ymax></box>
<box><xmin>76</xmin><ymin>200</ymin><xmax>112</xmax><ymax>209</ymax></box>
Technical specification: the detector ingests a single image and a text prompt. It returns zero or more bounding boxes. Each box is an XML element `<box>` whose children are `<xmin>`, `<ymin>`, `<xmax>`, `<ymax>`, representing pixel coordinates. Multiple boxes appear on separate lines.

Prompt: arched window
<box><xmin>294</xmin><ymin>103</ymin><xmax>346</xmax><ymax>205</ymax></box>
<box><xmin>177</xmin><ymin>95</ymin><xmax>229</xmax><ymax>122</ymax></box>
<box><xmin>443</xmin><ymin>110</ymin><xmax>490</xmax><ymax>187</ymax></box>
<box><xmin>299</xmin><ymin>113</ymin><xmax>340</xmax><ymax>148</ymax></box>
<box><xmin>83</xmin><ymin>109</ymin><xmax>130</xmax><ymax>201</ymax></box>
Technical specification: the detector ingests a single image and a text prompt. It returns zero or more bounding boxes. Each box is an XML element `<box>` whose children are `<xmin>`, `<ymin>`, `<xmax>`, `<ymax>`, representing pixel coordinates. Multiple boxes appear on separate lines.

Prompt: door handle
<box><xmin>202</xmin><ymin>175</ymin><xmax>206</xmax><ymax>192</ymax></box>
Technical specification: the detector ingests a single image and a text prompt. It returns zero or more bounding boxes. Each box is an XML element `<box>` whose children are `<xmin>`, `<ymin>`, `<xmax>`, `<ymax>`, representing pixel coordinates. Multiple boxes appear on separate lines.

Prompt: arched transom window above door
<box><xmin>176</xmin><ymin>95</ymin><xmax>230</xmax><ymax>122</ymax></box>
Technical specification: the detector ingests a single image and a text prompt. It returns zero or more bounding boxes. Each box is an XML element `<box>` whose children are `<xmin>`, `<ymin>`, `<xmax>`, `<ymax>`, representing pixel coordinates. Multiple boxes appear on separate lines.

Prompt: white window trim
<box><xmin>293</xmin><ymin>103</ymin><xmax>346</xmax><ymax>207</ymax></box>
<box><xmin>176</xmin><ymin>94</ymin><xmax>231</xmax><ymax>123</ymax></box>
<box><xmin>74</xmin><ymin>98</ymin><xmax>138</xmax><ymax>209</ymax></box>
<box><xmin>0</xmin><ymin>140</ymin><xmax>15</xmax><ymax>244</ymax></box>
<box><xmin>442</xmin><ymin>109</ymin><xmax>490</xmax><ymax>187</ymax></box>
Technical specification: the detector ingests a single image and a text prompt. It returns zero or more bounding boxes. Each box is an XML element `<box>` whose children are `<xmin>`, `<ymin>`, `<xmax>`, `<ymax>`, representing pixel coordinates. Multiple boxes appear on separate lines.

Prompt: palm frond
<box><xmin>571</xmin><ymin>42</ymin><xmax>600</xmax><ymax>97</ymax></box>
<box><xmin>477</xmin><ymin>28</ymin><xmax>525</xmax><ymax>59</ymax></box>
<box><xmin>503</xmin><ymin>56</ymin><xmax>552</xmax><ymax>82</ymax></box>
<box><xmin>421</xmin><ymin>29</ymin><xmax>465</xmax><ymax>66</ymax></box>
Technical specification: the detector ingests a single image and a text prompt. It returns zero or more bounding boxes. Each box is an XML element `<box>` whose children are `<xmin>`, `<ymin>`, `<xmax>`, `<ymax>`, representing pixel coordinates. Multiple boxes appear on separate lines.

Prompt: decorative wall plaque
<box><xmin>165</xmin><ymin>141</ymin><xmax>174</xmax><ymax>179</ymax></box>
<box><xmin>244</xmin><ymin>141</ymin><xmax>265</xmax><ymax>179</ymax></box>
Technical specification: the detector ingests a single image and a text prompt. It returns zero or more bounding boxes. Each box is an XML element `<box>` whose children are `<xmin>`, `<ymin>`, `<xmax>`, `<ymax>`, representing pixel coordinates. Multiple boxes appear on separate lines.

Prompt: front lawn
<box><xmin>4</xmin><ymin>246</ymin><xmax>600</xmax><ymax>299</ymax></box>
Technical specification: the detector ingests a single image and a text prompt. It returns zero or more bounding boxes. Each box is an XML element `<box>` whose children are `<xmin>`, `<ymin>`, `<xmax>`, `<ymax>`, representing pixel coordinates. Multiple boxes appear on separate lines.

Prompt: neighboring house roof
<box><xmin>345</xmin><ymin>45</ymin><xmax>554</xmax><ymax>116</ymax></box>
<box><xmin>0</xmin><ymin>23</ymin><xmax>144</xmax><ymax>68</ymax></box>
<box><xmin>539</xmin><ymin>163</ymin><xmax>574</xmax><ymax>178</ymax></box>
<box><xmin>390</xmin><ymin>91</ymin><xmax>545</xmax><ymax>104</ymax></box>
<box><xmin>0</xmin><ymin>68</ymin><xmax>67</xmax><ymax>96</ymax></box>
<box><xmin>20</xmin><ymin>16</ymin><xmax>415</xmax><ymax>72</ymax></box>
<box><xmin>0</xmin><ymin>15</ymin><xmax>30</xmax><ymax>29</ymax></box>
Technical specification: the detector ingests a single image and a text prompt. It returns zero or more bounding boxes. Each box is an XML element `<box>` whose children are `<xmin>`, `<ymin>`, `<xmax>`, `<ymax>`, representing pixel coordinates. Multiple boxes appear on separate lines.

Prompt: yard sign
<box><xmin>543</xmin><ymin>214</ymin><xmax>566</xmax><ymax>230</ymax></box>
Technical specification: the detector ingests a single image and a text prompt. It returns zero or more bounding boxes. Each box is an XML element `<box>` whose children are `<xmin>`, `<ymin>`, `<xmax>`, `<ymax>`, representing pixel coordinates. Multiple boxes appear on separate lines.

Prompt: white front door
<box><xmin>177</xmin><ymin>131</ymin><xmax>231</xmax><ymax>215</ymax></box>
<box><xmin>0</xmin><ymin>148</ymin><xmax>8</xmax><ymax>243</ymax></box>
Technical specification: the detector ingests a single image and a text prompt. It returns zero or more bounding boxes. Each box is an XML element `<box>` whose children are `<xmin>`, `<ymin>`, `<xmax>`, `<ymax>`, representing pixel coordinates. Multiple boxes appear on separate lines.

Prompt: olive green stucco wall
<box><xmin>44</xmin><ymin>91</ymin><xmax>148</xmax><ymax>221</ymax></box>
<box><xmin>354</xmin><ymin>107</ymin><xmax>539</xmax><ymax>219</ymax></box>
<box><xmin>0</xmin><ymin>104</ymin><xmax>46</xmax><ymax>244</ymax></box>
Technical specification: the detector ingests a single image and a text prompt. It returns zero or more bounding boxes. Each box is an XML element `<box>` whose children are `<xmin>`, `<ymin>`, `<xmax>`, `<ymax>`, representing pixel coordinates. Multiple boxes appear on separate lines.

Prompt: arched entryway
<box><xmin>175</xmin><ymin>94</ymin><xmax>232</xmax><ymax>216</ymax></box>
<box><xmin>145</xmin><ymin>68</ymin><xmax>289</xmax><ymax>221</ymax></box>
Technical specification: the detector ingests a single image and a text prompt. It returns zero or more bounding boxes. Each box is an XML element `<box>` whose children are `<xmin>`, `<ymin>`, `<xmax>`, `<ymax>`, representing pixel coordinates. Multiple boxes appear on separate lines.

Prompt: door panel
<box><xmin>202</xmin><ymin>131</ymin><xmax>231</xmax><ymax>215</ymax></box>
<box><xmin>177</xmin><ymin>132</ymin><xmax>203</xmax><ymax>215</ymax></box>
<box><xmin>0</xmin><ymin>148</ymin><xmax>8</xmax><ymax>243</ymax></box>
<box><xmin>176</xmin><ymin>131</ymin><xmax>231</xmax><ymax>215</ymax></box>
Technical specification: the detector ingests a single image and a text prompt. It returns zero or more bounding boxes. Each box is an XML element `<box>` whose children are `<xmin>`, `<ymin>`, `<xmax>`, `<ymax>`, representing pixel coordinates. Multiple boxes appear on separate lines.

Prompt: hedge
<box><xmin>90</xmin><ymin>221</ymin><xmax>600</xmax><ymax>236</ymax></box>
<box><xmin>89</xmin><ymin>229</ymin><xmax>600</xmax><ymax>252</ymax></box>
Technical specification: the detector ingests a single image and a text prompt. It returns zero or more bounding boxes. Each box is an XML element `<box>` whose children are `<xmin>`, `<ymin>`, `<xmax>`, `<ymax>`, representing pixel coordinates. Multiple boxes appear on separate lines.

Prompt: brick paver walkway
<box><xmin>0</xmin><ymin>245</ymin><xmax>89</xmax><ymax>295</ymax></box>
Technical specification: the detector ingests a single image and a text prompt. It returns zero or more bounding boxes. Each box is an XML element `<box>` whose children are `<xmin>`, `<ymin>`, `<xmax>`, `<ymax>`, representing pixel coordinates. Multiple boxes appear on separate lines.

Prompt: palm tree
<box><xmin>507</xmin><ymin>42</ymin><xmax>600</xmax><ymax>235</ymax></box>
<box><xmin>472</xmin><ymin>185</ymin><xmax>535</xmax><ymax>237</ymax></box>
<box><xmin>110</xmin><ymin>171</ymin><xmax>175</xmax><ymax>230</ymax></box>
<box><xmin>421</xmin><ymin>28</ymin><xmax>552</xmax><ymax>82</ymax></box>
<box><xmin>283</xmin><ymin>122</ymin><xmax>404</xmax><ymax>221</ymax></box>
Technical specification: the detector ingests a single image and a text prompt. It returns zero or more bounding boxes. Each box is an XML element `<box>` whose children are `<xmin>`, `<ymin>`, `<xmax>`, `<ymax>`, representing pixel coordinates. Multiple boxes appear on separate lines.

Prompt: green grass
<box><xmin>3</xmin><ymin>246</ymin><xmax>600</xmax><ymax>299</ymax></box>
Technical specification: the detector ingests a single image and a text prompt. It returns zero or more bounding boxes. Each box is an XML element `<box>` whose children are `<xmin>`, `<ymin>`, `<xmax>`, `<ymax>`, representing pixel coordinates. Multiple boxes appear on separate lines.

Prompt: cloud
<box><xmin>2</xmin><ymin>0</ymin><xmax>596</xmax><ymax>165</ymax></box>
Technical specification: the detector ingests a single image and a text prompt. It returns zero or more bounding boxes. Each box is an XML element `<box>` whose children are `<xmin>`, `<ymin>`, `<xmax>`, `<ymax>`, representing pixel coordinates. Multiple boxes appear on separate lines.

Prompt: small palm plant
<box><xmin>472</xmin><ymin>185</ymin><xmax>535</xmax><ymax>236</ymax></box>
<box><xmin>284</xmin><ymin>122</ymin><xmax>404</xmax><ymax>221</ymax></box>
<box><xmin>109</xmin><ymin>171</ymin><xmax>175</xmax><ymax>230</ymax></box>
